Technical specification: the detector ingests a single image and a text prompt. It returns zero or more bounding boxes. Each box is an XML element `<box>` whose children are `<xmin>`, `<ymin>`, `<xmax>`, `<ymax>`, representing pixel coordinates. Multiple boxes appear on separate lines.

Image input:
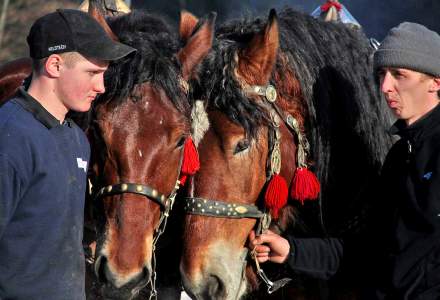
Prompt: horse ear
<box><xmin>179</xmin><ymin>10</ymin><xmax>199</xmax><ymax>42</ymax></box>
<box><xmin>177</xmin><ymin>12</ymin><xmax>216</xmax><ymax>80</ymax></box>
<box><xmin>238</xmin><ymin>9</ymin><xmax>279</xmax><ymax>85</ymax></box>
<box><xmin>87</xmin><ymin>0</ymin><xmax>119</xmax><ymax>41</ymax></box>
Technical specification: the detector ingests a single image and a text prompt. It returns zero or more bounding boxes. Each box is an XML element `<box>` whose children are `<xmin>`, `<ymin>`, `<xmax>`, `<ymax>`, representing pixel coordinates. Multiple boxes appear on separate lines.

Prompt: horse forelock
<box><xmin>197</xmin><ymin>38</ymin><xmax>272</xmax><ymax>139</ymax></box>
<box><xmin>190</xmin><ymin>100</ymin><xmax>210</xmax><ymax>146</ymax></box>
<box><xmin>97</xmin><ymin>10</ymin><xmax>190</xmax><ymax>117</ymax></box>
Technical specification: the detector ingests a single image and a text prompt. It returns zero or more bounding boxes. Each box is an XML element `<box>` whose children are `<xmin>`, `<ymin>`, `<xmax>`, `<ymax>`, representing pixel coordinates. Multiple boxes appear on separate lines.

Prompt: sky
<box><xmin>131</xmin><ymin>0</ymin><xmax>440</xmax><ymax>40</ymax></box>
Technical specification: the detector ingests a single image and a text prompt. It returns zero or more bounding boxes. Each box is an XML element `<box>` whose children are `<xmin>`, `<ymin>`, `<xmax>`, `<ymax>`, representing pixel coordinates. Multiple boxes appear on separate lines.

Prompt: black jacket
<box><xmin>288</xmin><ymin>104</ymin><xmax>440</xmax><ymax>299</ymax></box>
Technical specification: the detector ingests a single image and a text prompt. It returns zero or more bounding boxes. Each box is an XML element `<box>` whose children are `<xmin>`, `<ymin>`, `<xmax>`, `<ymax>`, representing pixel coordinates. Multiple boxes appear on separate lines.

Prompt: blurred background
<box><xmin>1</xmin><ymin>0</ymin><xmax>439</xmax><ymax>64</ymax></box>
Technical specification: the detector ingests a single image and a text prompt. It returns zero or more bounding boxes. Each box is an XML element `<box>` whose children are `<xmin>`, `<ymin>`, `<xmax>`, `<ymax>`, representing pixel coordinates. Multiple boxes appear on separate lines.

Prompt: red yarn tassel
<box><xmin>179</xmin><ymin>175</ymin><xmax>188</xmax><ymax>186</ymax></box>
<box><xmin>265</xmin><ymin>174</ymin><xmax>288</xmax><ymax>219</ymax></box>
<box><xmin>321</xmin><ymin>1</ymin><xmax>342</xmax><ymax>12</ymax></box>
<box><xmin>290</xmin><ymin>168</ymin><xmax>320</xmax><ymax>205</ymax></box>
<box><xmin>179</xmin><ymin>138</ymin><xmax>200</xmax><ymax>185</ymax></box>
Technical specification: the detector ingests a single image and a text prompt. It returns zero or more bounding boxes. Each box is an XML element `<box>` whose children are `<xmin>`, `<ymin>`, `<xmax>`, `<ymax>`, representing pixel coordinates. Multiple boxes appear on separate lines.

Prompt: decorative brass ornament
<box><xmin>136</xmin><ymin>185</ymin><xmax>143</xmax><ymax>192</ymax></box>
<box><xmin>121</xmin><ymin>184</ymin><xmax>128</xmax><ymax>191</ymax></box>
<box><xmin>106</xmin><ymin>185</ymin><xmax>112</xmax><ymax>192</ymax></box>
<box><xmin>152</xmin><ymin>189</ymin><xmax>158</xmax><ymax>198</ymax></box>
<box><xmin>265</xmin><ymin>85</ymin><xmax>277</xmax><ymax>102</ymax></box>
<box><xmin>270</xmin><ymin>144</ymin><xmax>282</xmax><ymax>174</ymax></box>
<box><xmin>286</xmin><ymin>115</ymin><xmax>299</xmax><ymax>131</ymax></box>
<box><xmin>235</xmin><ymin>206</ymin><xmax>248</xmax><ymax>214</ymax></box>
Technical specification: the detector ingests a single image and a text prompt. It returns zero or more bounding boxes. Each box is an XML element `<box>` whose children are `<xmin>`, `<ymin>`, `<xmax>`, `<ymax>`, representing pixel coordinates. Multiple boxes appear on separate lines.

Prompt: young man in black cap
<box><xmin>249</xmin><ymin>22</ymin><xmax>440</xmax><ymax>299</ymax></box>
<box><xmin>0</xmin><ymin>9</ymin><xmax>135</xmax><ymax>299</ymax></box>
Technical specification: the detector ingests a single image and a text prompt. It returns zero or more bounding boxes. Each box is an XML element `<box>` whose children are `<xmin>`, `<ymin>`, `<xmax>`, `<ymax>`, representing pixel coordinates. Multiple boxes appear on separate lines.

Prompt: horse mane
<box><xmin>193</xmin><ymin>23</ymin><xmax>273</xmax><ymax>138</ymax></box>
<box><xmin>199</xmin><ymin>8</ymin><xmax>394</xmax><ymax>234</ymax></box>
<box><xmin>99</xmin><ymin>10</ymin><xmax>189</xmax><ymax>114</ymax></box>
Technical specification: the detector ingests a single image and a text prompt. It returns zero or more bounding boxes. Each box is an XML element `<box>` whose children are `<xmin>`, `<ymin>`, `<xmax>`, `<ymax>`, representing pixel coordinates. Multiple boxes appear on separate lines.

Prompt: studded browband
<box><xmin>95</xmin><ymin>182</ymin><xmax>180</xmax><ymax>210</ymax></box>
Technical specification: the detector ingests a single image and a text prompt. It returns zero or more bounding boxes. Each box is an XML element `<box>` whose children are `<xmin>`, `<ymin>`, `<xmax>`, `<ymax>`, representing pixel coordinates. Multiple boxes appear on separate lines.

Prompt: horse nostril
<box><xmin>130</xmin><ymin>266</ymin><xmax>151</xmax><ymax>296</ymax></box>
<box><xmin>205</xmin><ymin>274</ymin><xmax>226</xmax><ymax>299</ymax></box>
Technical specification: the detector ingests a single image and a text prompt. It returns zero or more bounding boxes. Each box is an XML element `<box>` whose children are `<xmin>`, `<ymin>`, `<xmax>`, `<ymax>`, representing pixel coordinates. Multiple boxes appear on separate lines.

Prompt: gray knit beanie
<box><xmin>374</xmin><ymin>22</ymin><xmax>440</xmax><ymax>77</ymax></box>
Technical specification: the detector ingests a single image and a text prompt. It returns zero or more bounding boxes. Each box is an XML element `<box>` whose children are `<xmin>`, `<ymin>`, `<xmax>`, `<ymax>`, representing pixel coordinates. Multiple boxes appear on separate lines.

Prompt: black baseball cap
<box><xmin>27</xmin><ymin>9</ymin><xmax>135</xmax><ymax>60</ymax></box>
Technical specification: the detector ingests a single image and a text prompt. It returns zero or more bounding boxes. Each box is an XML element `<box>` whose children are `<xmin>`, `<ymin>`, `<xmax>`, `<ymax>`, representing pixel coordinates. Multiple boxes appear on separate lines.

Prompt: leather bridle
<box><xmin>183</xmin><ymin>82</ymin><xmax>305</xmax><ymax>294</ymax></box>
<box><xmin>92</xmin><ymin>134</ymin><xmax>185</xmax><ymax>300</ymax></box>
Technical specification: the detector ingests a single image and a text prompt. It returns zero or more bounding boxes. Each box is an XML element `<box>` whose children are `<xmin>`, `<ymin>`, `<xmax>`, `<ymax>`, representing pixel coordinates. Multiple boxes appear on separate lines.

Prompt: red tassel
<box><xmin>290</xmin><ymin>168</ymin><xmax>320</xmax><ymax>205</ymax></box>
<box><xmin>179</xmin><ymin>175</ymin><xmax>188</xmax><ymax>186</ymax></box>
<box><xmin>265</xmin><ymin>174</ymin><xmax>288</xmax><ymax>219</ymax></box>
<box><xmin>321</xmin><ymin>1</ymin><xmax>342</xmax><ymax>12</ymax></box>
<box><xmin>179</xmin><ymin>138</ymin><xmax>200</xmax><ymax>185</ymax></box>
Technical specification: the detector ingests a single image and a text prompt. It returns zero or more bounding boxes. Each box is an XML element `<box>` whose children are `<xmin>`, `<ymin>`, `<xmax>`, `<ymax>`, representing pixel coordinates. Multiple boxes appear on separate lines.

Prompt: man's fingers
<box><xmin>249</xmin><ymin>230</ymin><xmax>256</xmax><ymax>242</ymax></box>
<box><xmin>257</xmin><ymin>252</ymin><xmax>270</xmax><ymax>259</ymax></box>
<box><xmin>254</xmin><ymin>244</ymin><xmax>270</xmax><ymax>253</ymax></box>
<box><xmin>256</xmin><ymin>232</ymin><xmax>278</xmax><ymax>245</ymax></box>
<box><xmin>257</xmin><ymin>256</ymin><xmax>269</xmax><ymax>263</ymax></box>
<box><xmin>249</xmin><ymin>230</ymin><xmax>267</xmax><ymax>247</ymax></box>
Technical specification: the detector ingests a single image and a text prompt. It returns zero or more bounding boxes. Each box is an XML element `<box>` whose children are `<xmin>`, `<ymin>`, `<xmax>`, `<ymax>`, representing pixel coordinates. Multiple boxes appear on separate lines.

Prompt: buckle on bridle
<box><xmin>246</xmin><ymin>84</ymin><xmax>277</xmax><ymax>102</ymax></box>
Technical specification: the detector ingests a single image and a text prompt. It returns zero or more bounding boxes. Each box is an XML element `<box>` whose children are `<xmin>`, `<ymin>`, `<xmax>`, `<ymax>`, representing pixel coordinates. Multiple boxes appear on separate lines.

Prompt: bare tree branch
<box><xmin>0</xmin><ymin>0</ymin><xmax>9</xmax><ymax>49</ymax></box>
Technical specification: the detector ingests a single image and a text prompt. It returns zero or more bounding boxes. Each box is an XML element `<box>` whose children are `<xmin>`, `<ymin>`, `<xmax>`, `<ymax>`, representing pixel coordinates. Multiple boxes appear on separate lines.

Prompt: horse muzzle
<box><xmin>95</xmin><ymin>254</ymin><xmax>151</xmax><ymax>299</ymax></box>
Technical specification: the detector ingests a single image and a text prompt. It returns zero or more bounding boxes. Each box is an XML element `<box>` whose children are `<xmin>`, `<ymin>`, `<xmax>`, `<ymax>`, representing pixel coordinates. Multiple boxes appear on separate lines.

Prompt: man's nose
<box><xmin>380</xmin><ymin>72</ymin><xmax>393</xmax><ymax>94</ymax></box>
<box><xmin>95</xmin><ymin>74</ymin><xmax>106</xmax><ymax>94</ymax></box>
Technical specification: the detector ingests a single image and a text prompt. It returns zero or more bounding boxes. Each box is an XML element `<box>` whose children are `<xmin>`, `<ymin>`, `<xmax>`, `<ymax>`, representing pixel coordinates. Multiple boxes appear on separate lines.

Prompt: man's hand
<box><xmin>248</xmin><ymin>230</ymin><xmax>290</xmax><ymax>264</ymax></box>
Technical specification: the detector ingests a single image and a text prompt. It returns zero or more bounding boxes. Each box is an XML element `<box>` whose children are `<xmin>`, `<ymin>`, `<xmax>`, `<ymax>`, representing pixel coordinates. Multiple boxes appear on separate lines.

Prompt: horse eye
<box><xmin>234</xmin><ymin>139</ymin><xmax>250</xmax><ymax>154</ymax></box>
<box><xmin>176</xmin><ymin>136</ymin><xmax>186</xmax><ymax>148</ymax></box>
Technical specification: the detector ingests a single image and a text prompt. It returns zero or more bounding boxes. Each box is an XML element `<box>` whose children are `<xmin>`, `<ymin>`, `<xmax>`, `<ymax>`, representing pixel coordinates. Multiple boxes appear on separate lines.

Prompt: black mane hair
<box><xmin>98</xmin><ymin>10</ymin><xmax>189</xmax><ymax>114</ymax></box>
<box><xmin>196</xmin><ymin>8</ymin><xmax>394</xmax><ymax>234</ymax></box>
<box><xmin>192</xmin><ymin>26</ymin><xmax>273</xmax><ymax>138</ymax></box>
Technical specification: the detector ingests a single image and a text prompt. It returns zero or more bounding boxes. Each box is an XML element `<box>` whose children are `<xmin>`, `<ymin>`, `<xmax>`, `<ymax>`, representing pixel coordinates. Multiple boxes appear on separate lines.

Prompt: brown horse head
<box><xmin>90</xmin><ymin>10</ymin><xmax>214</xmax><ymax>299</ymax></box>
<box><xmin>179</xmin><ymin>10</ymin><xmax>306</xmax><ymax>299</ymax></box>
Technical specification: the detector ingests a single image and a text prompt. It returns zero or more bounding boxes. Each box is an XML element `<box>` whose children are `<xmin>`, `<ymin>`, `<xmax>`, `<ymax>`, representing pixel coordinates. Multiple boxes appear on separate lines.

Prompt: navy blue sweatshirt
<box><xmin>0</xmin><ymin>88</ymin><xmax>90</xmax><ymax>299</ymax></box>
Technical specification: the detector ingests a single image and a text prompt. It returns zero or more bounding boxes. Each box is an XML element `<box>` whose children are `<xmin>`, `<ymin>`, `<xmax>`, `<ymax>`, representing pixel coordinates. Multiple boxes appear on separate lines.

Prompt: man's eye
<box><xmin>391</xmin><ymin>70</ymin><xmax>405</xmax><ymax>78</ymax></box>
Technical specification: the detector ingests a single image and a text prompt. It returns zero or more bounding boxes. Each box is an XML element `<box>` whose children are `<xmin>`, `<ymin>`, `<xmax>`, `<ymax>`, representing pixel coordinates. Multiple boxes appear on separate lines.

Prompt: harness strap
<box><xmin>184</xmin><ymin>197</ymin><xmax>266</xmax><ymax>219</ymax></box>
<box><xmin>95</xmin><ymin>183</ymin><xmax>169</xmax><ymax>209</ymax></box>
<box><xmin>184</xmin><ymin>196</ymin><xmax>271</xmax><ymax>238</ymax></box>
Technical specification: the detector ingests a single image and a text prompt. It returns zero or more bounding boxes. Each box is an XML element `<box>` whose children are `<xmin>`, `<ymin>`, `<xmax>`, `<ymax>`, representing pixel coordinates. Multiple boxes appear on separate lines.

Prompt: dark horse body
<box><xmin>180</xmin><ymin>8</ymin><xmax>393</xmax><ymax>299</ymax></box>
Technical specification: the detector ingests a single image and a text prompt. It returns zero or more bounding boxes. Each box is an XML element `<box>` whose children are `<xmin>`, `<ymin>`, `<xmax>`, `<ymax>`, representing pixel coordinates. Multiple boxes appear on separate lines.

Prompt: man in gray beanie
<box><xmin>248</xmin><ymin>22</ymin><xmax>440</xmax><ymax>299</ymax></box>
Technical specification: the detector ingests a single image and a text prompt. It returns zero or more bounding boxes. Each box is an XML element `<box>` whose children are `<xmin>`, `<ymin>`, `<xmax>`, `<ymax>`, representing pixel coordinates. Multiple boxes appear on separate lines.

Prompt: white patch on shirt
<box><xmin>77</xmin><ymin>158</ymin><xmax>88</xmax><ymax>173</ymax></box>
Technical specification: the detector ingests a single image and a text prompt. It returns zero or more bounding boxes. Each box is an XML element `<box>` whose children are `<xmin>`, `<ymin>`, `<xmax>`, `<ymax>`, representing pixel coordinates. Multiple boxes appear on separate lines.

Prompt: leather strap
<box><xmin>95</xmin><ymin>182</ymin><xmax>170</xmax><ymax>209</ymax></box>
<box><xmin>184</xmin><ymin>197</ymin><xmax>265</xmax><ymax>219</ymax></box>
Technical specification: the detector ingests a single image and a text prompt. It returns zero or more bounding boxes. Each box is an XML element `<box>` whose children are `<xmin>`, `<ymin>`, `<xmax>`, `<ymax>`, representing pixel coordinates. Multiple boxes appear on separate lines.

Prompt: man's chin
<box><xmin>71</xmin><ymin>105</ymin><xmax>92</xmax><ymax>113</ymax></box>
